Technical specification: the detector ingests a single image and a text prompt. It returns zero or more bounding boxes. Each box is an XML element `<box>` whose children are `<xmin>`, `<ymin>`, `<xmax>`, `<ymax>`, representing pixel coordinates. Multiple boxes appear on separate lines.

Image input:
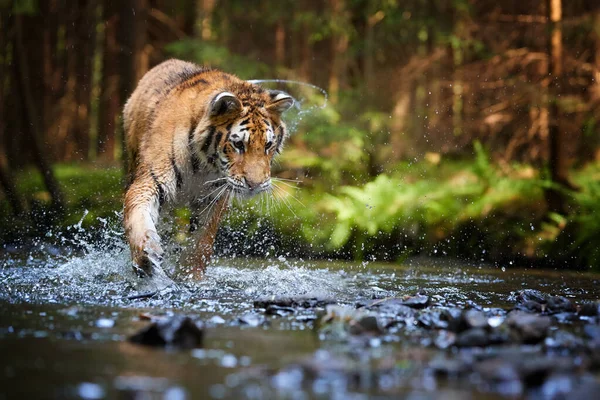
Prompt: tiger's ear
<box><xmin>210</xmin><ymin>92</ymin><xmax>242</xmax><ymax>117</ymax></box>
<box><xmin>267</xmin><ymin>90</ymin><xmax>294</xmax><ymax>114</ymax></box>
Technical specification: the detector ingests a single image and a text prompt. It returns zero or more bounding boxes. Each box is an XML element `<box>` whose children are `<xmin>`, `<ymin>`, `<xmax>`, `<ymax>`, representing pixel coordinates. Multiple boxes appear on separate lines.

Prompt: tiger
<box><xmin>123</xmin><ymin>59</ymin><xmax>294</xmax><ymax>279</ymax></box>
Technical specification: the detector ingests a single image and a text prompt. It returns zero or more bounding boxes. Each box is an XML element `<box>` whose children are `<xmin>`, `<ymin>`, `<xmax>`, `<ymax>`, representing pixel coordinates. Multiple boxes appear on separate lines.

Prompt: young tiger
<box><xmin>123</xmin><ymin>59</ymin><xmax>294</xmax><ymax>279</ymax></box>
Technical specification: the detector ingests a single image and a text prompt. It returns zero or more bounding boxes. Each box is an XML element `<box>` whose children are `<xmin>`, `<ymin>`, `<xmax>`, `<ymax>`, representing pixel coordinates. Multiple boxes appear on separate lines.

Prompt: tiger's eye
<box><xmin>233</xmin><ymin>141</ymin><xmax>245</xmax><ymax>152</ymax></box>
<box><xmin>265</xmin><ymin>141</ymin><xmax>273</xmax><ymax>150</ymax></box>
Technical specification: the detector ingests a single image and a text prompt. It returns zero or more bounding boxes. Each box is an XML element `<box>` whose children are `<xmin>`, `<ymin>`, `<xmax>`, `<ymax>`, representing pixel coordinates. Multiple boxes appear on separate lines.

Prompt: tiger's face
<box><xmin>206</xmin><ymin>87</ymin><xmax>294</xmax><ymax>197</ymax></box>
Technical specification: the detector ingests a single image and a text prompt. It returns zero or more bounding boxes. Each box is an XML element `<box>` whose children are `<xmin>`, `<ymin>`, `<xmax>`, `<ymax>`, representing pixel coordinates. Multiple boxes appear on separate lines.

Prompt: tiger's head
<box><xmin>204</xmin><ymin>83</ymin><xmax>294</xmax><ymax>197</ymax></box>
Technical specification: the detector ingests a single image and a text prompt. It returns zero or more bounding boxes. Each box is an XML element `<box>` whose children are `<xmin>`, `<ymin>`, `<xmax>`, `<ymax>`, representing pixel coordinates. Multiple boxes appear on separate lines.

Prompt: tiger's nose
<box><xmin>244</xmin><ymin>177</ymin><xmax>269</xmax><ymax>191</ymax></box>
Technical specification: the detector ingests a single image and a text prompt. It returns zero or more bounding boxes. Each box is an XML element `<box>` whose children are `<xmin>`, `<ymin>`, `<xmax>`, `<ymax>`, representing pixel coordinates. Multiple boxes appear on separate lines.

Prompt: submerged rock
<box><xmin>237</xmin><ymin>313</ymin><xmax>267</xmax><ymax>327</ymax></box>
<box><xmin>129</xmin><ymin>316</ymin><xmax>203</xmax><ymax>349</ymax></box>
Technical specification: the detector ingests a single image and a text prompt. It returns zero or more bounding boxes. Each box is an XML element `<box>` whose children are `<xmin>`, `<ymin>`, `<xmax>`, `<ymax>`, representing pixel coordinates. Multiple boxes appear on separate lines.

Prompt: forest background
<box><xmin>1</xmin><ymin>0</ymin><xmax>600</xmax><ymax>270</ymax></box>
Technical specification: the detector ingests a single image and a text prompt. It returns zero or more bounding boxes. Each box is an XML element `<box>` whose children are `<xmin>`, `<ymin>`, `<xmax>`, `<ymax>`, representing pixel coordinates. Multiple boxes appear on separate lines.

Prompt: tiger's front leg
<box><xmin>179</xmin><ymin>195</ymin><xmax>229</xmax><ymax>280</ymax></box>
<box><xmin>124</xmin><ymin>176</ymin><xmax>164</xmax><ymax>277</ymax></box>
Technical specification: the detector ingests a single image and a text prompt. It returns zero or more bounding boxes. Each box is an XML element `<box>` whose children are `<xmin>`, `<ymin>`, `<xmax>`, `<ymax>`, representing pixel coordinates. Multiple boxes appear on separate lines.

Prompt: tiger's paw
<box><xmin>133</xmin><ymin>230</ymin><xmax>164</xmax><ymax>277</ymax></box>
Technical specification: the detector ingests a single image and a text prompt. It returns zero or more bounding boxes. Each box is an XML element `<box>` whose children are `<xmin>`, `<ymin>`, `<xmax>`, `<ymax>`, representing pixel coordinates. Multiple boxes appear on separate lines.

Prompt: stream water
<box><xmin>1</xmin><ymin>229</ymin><xmax>600</xmax><ymax>399</ymax></box>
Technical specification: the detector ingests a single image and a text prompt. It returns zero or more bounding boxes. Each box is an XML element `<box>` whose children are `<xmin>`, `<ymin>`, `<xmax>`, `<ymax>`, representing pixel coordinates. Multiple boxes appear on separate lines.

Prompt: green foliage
<box><xmin>165</xmin><ymin>40</ymin><xmax>271</xmax><ymax>79</ymax></box>
<box><xmin>320</xmin><ymin>142</ymin><xmax>549</xmax><ymax>259</ymax></box>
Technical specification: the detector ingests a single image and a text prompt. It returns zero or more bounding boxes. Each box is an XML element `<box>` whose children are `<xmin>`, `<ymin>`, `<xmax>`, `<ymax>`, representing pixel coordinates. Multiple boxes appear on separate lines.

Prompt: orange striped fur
<box><xmin>123</xmin><ymin>59</ymin><xmax>293</xmax><ymax>278</ymax></box>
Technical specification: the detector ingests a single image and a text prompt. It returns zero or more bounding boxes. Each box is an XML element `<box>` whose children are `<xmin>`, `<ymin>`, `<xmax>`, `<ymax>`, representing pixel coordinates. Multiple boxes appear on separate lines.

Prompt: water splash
<box><xmin>247</xmin><ymin>79</ymin><xmax>328</xmax><ymax>132</ymax></box>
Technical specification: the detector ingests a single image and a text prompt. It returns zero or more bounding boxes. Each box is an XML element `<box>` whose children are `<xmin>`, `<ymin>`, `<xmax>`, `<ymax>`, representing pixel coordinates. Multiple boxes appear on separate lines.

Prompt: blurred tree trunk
<box><xmin>73</xmin><ymin>0</ymin><xmax>97</xmax><ymax>161</ymax></box>
<box><xmin>328</xmin><ymin>0</ymin><xmax>348</xmax><ymax>104</ymax></box>
<box><xmin>451</xmin><ymin>6</ymin><xmax>466</xmax><ymax>137</ymax></box>
<box><xmin>195</xmin><ymin>0</ymin><xmax>216</xmax><ymax>40</ymax></box>
<box><xmin>97</xmin><ymin>1</ymin><xmax>120</xmax><ymax>162</ymax></box>
<box><xmin>275</xmin><ymin>18</ymin><xmax>285</xmax><ymax>66</ymax></box>
<box><xmin>14</xmin><ymin>16</ymin><xmax>64</xmax><ymax>209</ymax></box>
<box><xmin>590</xmin><ymin>9</ymin><xmax>600</xmax><ymax>161</ymax></box>
<box><xmin>0</xmin><ymin>14</ymin><xmax>24</xmax><ymax>216</ymax></box>
<box><xmin>297</xmin><ymin>3</ymin><xmax>312</xmax><ymax>82</ymax></box>
<box><xmin>545</xmin><ymin>0</ymin><xmax>573</xmax><ymax>214</ymax></box>
<box><xmin>118</xmin><ymin>0</ymin><xmax>149</xmax><ymax>168</ymax></box>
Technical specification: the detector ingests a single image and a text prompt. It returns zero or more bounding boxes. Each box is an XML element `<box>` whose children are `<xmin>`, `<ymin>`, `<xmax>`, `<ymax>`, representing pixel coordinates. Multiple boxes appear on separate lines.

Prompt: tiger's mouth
<box><xmin>226</xmin><ymin>177</ymin><xmax>271</xmax><ymax>197</ymax></box>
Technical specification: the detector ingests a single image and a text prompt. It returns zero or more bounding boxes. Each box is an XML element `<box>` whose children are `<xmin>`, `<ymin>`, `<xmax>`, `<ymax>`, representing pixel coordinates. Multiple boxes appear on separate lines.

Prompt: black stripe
<box><xmin>214</xmin><ymin>131</ymin><xmax>223</xmax><ymax>154</ymax></box>
<box><xmin>224</xmin><ymin>123</ymin><xmax>233</xmax><ymax>142</ymax></box>
<box><xmin>239</xmin><ymin>118</ymin><xmax>250</xmax><ymax>126</ymax></box>
<box><xmin>150</xmin><ymin>171</ymin><xmax>166</xmax><ymax>207</ymax></box>
<box><xmin>207</xmin><ymin>155</ymin><xmax>216</xmax><ymax>167</ymax></box>
<box><xmin>188</xmin><ymin>121</ymin><xmax>201</xmax><ymax>173</ymax></box>
<box><xmin>201</xmin><ymin>126</ymin><xmax>215</xmax><ymax>154</ymax></box>
<box><xmin>275</xmin><ymin>126</ymin><xmax>284</xmax><ymax>154</ymax></box>
<box><xmin>171</xmin><ymin>156</ymin><xmax>183</xmax><ymax>189</ymax></box>
<box><xmin>182</xmin><ymin>77</ymin><xmax>208</xmax><ymax>89</ymax></box>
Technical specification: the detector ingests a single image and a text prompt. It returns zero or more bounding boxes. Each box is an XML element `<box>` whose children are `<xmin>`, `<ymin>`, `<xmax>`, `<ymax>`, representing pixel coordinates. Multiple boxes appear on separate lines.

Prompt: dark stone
<box><xmin>417</xmin><ymin>309</ymin><xmax>448</xmax><ymax>329</ymax></box>
<box><xmin>474</xmin><ymin>358</ymin><xmax>520</xmax><ymax>383</ymax></box>
<box><xmin>401</xmin><ymin>294</ymin><xmax>430</xmax><ymax>309</ymax></box>
<box><xmin>579</xmin><ymin>302</ymin><xmax>600</xmax><ymax>317</ymax></box>
<box><xmin>506</xmin><ymin>311</ymin><xmax>551</xmax><ymax>344</ymax></box>
<box><xmin>129</xmin><ymin>316</ymin><xmax>203</xmax><ymax>349</ymax></box>
<box><xmin>518</xmin><ymin>356</ymin><xmax>569</xmax><ymax>388</ymax></box>
<box><xmin>254</xmin><ymin>296</ymin><xmax>335</xmax><ymax>309</ymax></box>
<box><xmin>443</xmin><ymin>308</ymin><xmax>465</xmax><ymax>333</ymax></box>
<box><xmin>428</xmin><ymin>356</ymin><xmax>468</xmax><ymax>376</ymax></box>
<box><xmin>366</xmin><ymin>299</ymin><xmax>416</xmax><ymax>320</ymax></box>
<box><xmin>515</xmin><ymin>289</ymin><xmax>547</xmax><ymax>305</ymax></box>
<box><xmin>547</xmin><ymin>296</ymin><xmax>576</xmax><ymax>314</ymax></box>
<box><xmin>456</xmin><ymin>328</ymin><xmax>489</xmax><ymax>347</ymax></box>
<box><xmin>515</xmin><ymin>300</ymin><xmax>544</xmax><ymax>314</ymax></box>
<box><xmin>265</xmin><ymin>305</ymin><xmax>296</xmax><ymax>317</ymax></box>
<box><xmin>349</xmin><ymin>315</ymin><xmax>382</xmax><ymax>336</ymax></box>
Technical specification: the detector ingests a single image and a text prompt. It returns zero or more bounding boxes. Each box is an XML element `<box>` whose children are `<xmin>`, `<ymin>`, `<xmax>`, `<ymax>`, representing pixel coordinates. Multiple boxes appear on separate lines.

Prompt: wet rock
<box><xmin>474</xmin><ymin>358</ymin><xmax>521</xmax><ymax>384</ymax></box>
<box><xmin>400</xmin><ymin>294</ymin><xmax>430</xmax><ymax>309</ymax></box>
<box><xmin>463</xmin><ymin>309</ymin><xmax>488</xmax><ymax>330</ymax></box>
<box><xmin>552</xmin><ymin>312</ymin><xmax>578</xmax><ymax>324</ymax></box>
<box><xmin>318</xmin><ymin>305</ymin><xmax>382</xmax><ymax>340</ymax></box>
<box><xmin>547</xmin><ymin>296</ymin><xmax>576</xmax><ymax>314</ymax></box>
<box><xmin>349</xmin><ymin>315</ymin><xmax>381</xmax><ymax>336</ymax></box>
<box><xmin>428</xmin><ymin>355</ymin><xmax>468</xmax><ymax>376</ymax></box>
<box><xmin>583</xmin><ymin>324</ymin><xmax>600</xmax><ymax>341</ymax></box>
<box><xmin>265</xmin><ymin>305</ymin><xmax>295</xmax><ymax>317</ymax></box>
<box><xmin>516</xmin><ymin>300</ymin><xmax>544</xmax><ymax>313</ymax></box>
<box><xmin>129</xmin><ymin>316</ymin><xmax>203</xmax><ymax>349</ymax></box>
<box><xmin>456</xmin><ymin>328</ymin><xmax>489</xmax><ymax>347</ymax></box>
<box><xmin>294</xmin><ymin>314</ymin><xmax>317</xmax><ymax>322</ymax></box>
<box><xmin>506</xmin><ymin>311</ymin><xmax>551</xmax><ymax>344</ymax></box>
<box><xmin>417</xmin><ymin>309</ymin><xmax>448</xmax><ymax>329</ymax></box>
<box><xmin>579</xmin><ymin>302</ymin><xmax>600</xmax><ymax>317</ymax></box>
<box><xmin>254</xmin><ymin>296</ymin><xmax>335</xmax><ymax>309</ymax></box>
<box><xmin>544</xmin><ymin>330</ymin><xmax>585</xmax><ymax>351</ymax></box>
<box><xmin>434</xmin><ymin>330</ymin><xmax>456</xmax><ymax>349</ymax></box>
<box><xmin>516</xmin><ymin>289</ymin><xmax>548</xmax><ymax>305</ymax></box>
<box><xmin>365</xmin><ymin>299</ymin><xmax>416</xmax><ymax>318</ymax></box>
<box><xmin>487</xmin><ymin>328</ymin><xmax>510</xmax><ymax>345</ymax></box>
<box><xmin>443</xmin><ymin>308</ymin><xmax>464</xmax><ymax>332</ymax></box>
<box><xmin>518</xmin><ymin>356</ymin><xmax>567</xmax><ymax>387</ymax></box>
<box><xmin>237</xmin><ymin>313</ymin><xmax>267</xmax><ymax>327</ymax></box>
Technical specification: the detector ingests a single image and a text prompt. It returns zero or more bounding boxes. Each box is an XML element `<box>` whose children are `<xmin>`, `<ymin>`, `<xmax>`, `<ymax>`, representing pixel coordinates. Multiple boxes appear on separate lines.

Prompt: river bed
<box><xmin>1</xmin><ymin>242</ymin><xmax>600</xmax><ymax>399</ymax></box>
